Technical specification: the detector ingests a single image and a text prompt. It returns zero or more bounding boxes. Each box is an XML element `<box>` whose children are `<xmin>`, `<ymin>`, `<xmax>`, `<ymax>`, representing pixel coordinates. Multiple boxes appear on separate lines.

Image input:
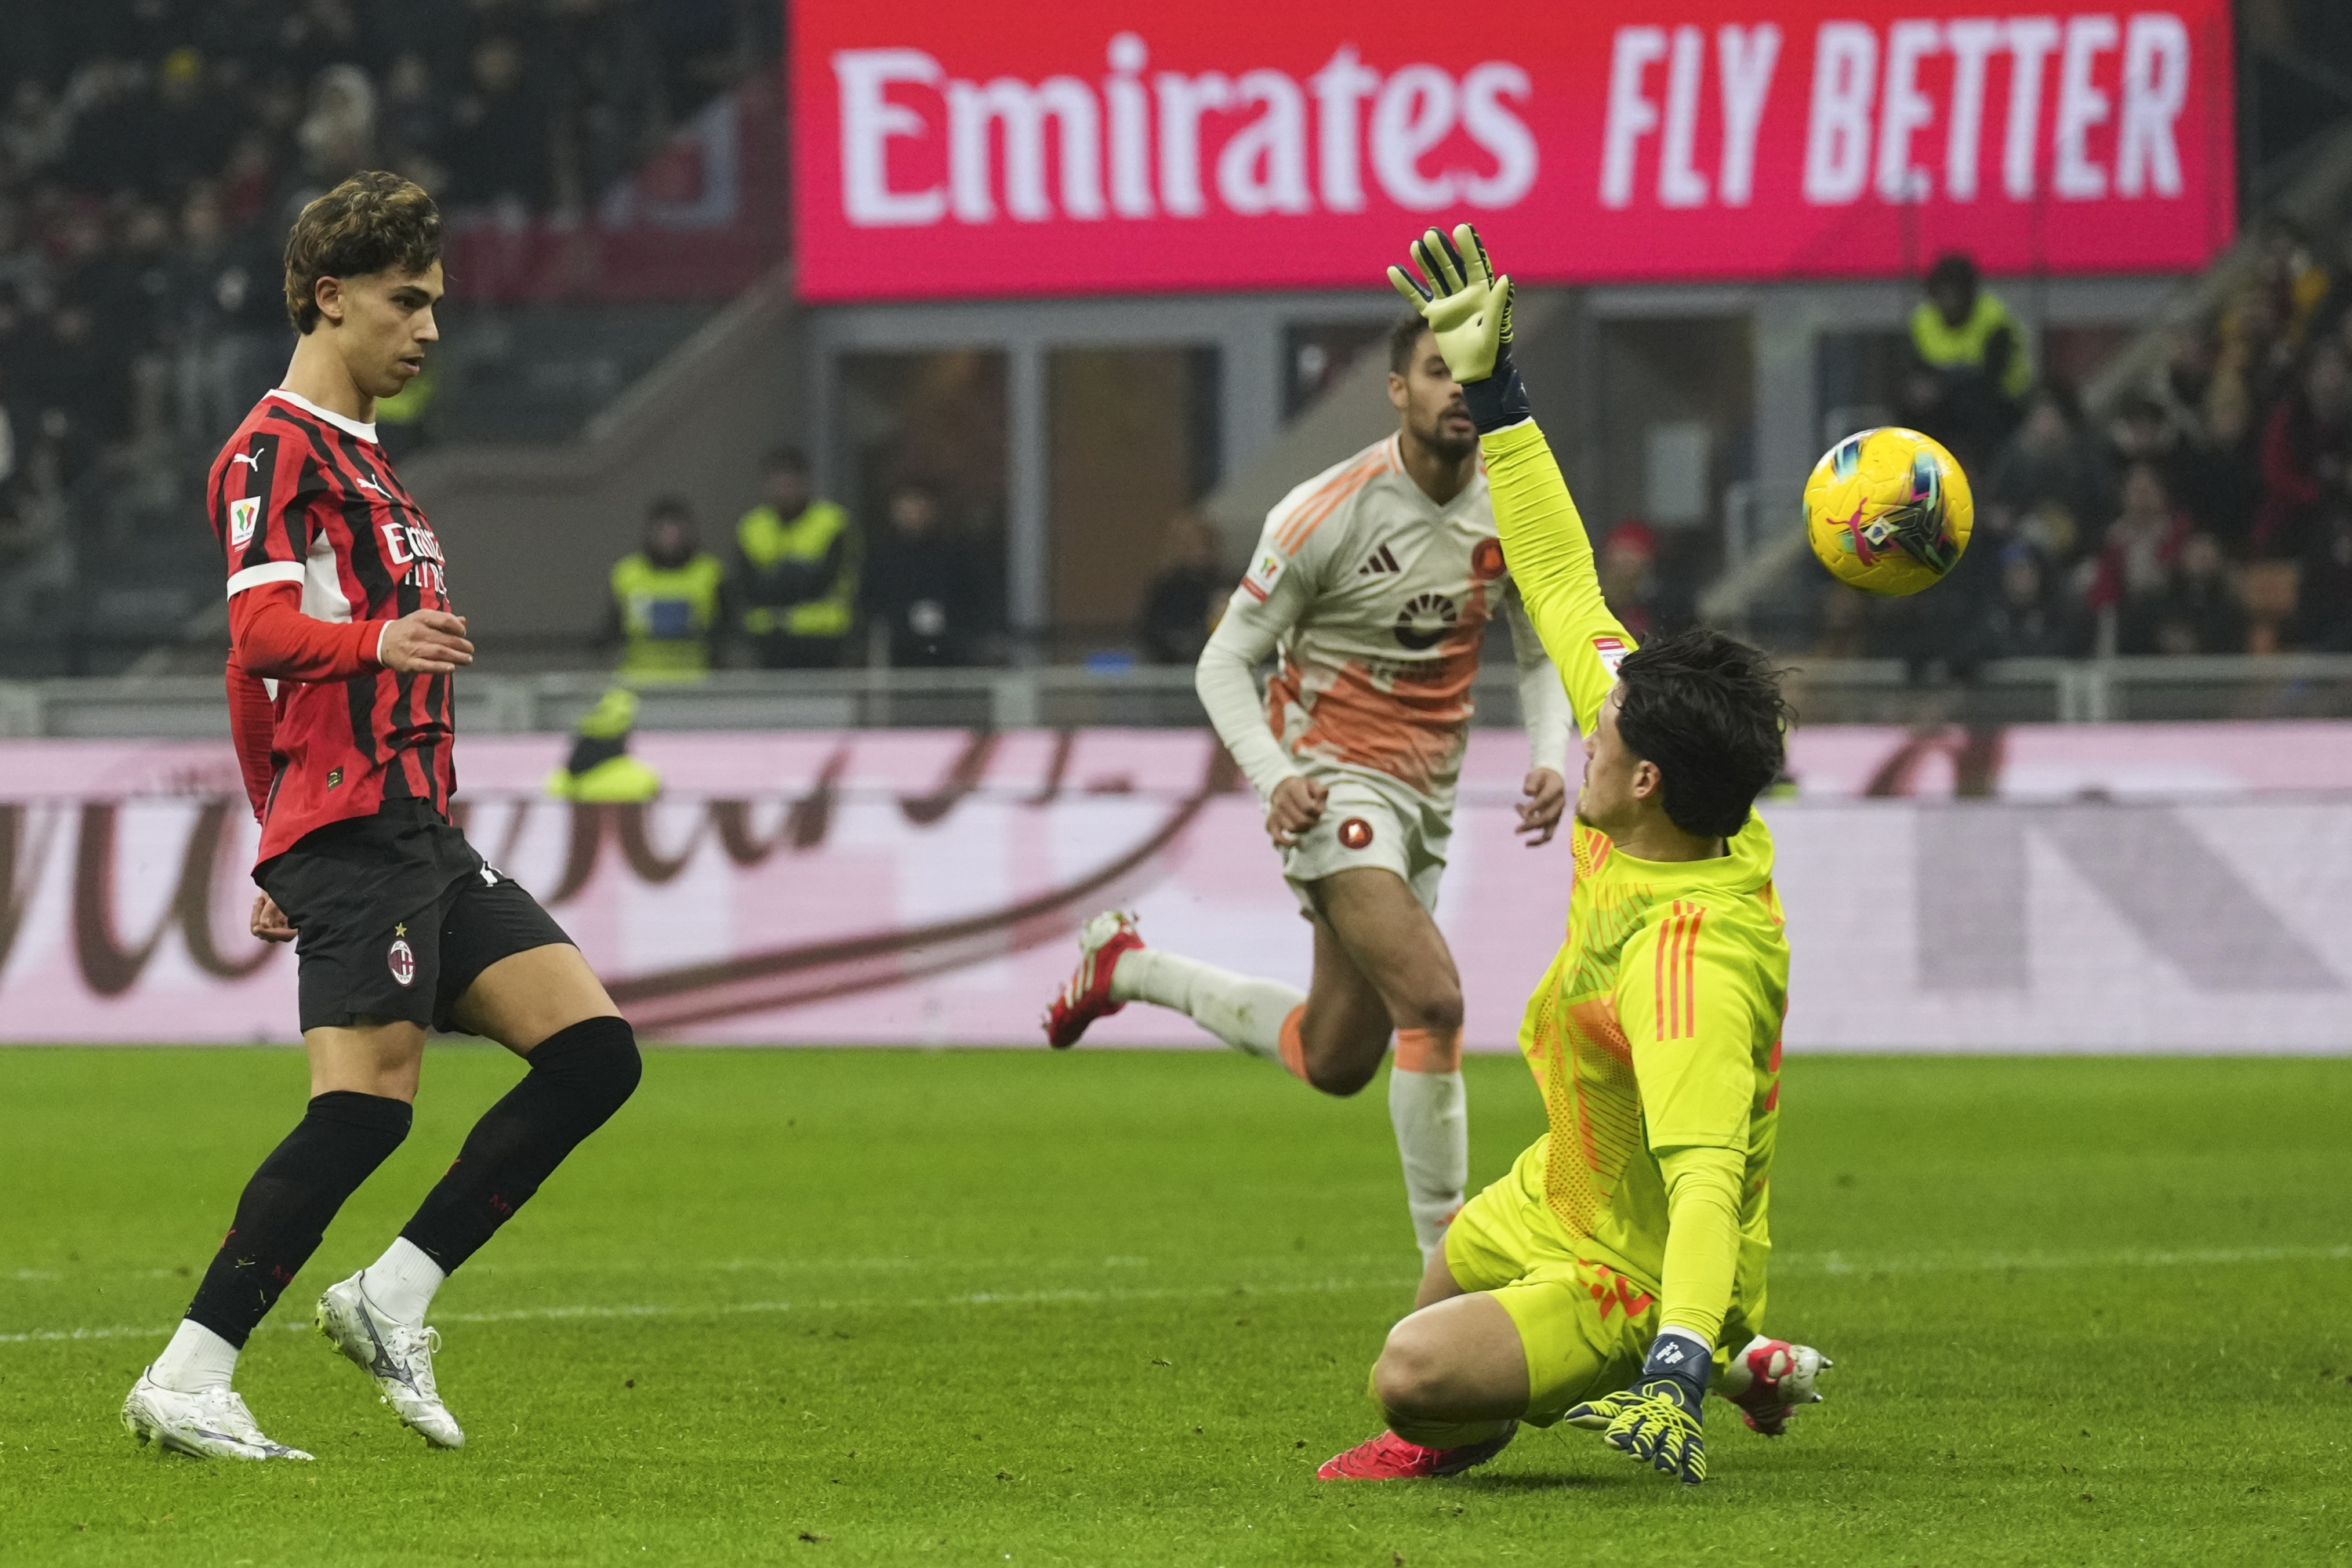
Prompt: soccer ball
<box><xmin>1802</xmin><ymin>427</ymin><xmax>1974</xmax><ymax>596</ymax></box>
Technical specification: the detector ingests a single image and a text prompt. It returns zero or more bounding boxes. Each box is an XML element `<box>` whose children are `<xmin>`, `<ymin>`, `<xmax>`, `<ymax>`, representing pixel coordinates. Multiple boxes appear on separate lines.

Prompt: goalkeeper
<box><xmin>1319</xmin><ymin>226</ymin><xmax>1831</xmax><ymax>1486</ymax></box>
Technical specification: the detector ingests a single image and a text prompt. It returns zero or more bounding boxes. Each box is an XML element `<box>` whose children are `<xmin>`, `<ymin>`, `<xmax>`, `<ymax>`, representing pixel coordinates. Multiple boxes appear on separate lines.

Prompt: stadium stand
<box><xmin>0</xmin><ymin>0</ymin><xmax>781</xmax><ymax>675</ymax></box>
<box><xmin>2</xmin><ymin>2</ymin><xmax>2348</xmax><ymax>683</ymax></box>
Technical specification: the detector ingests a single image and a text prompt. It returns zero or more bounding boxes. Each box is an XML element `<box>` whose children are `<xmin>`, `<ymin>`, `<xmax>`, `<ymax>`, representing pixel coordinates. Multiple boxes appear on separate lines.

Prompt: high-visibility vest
<box><xmin>736</xmin><ymin>499</ymin><xmax>856</xmax><ymax>639</ymax></box>
<box><xmin>1908</xmin><ymin>292</ymin><xmax>2034</xmax><ymax>399</ymax></box>
<box><xmin>611</xmin><ymin>551</ymin><xmax>725</xmax><ymax>681</ymax></box>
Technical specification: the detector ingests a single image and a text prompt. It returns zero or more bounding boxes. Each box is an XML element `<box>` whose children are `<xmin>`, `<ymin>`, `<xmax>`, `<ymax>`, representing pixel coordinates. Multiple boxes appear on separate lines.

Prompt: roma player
<box><xmin>1047</xmin><ymin>314</ymin><xmax>1574</xmax><ymax>1263</ymax></box>
<box><xmin>122</xmin><ymin>173</ymin><xmax>641</xmax><ymax>1461</ymax></box>
<box><xmin>1319</xmin><ymin>226</ymin><xmax>1830</xmax><ymax>1484</ymax></box>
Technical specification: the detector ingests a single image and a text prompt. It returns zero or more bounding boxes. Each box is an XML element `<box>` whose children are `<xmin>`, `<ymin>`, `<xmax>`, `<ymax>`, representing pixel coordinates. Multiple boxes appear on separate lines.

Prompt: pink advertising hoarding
<box><xmin>789</xmin><ymin>1</ymin><xmax>2237</xmax><ymax>301</ymax></box>
<box><xmin>0</xmin><ymin>723</ymin><xmax>2345</xmax><ymax>1052</ymax></box>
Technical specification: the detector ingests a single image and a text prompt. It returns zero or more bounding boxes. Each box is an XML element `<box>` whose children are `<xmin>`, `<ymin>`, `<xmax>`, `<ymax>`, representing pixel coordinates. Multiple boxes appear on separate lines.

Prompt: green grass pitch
<box><xmin>2</xmin><ymin>1047</ymin><xmax>2349</xmax><ymax>1566</ymax></box>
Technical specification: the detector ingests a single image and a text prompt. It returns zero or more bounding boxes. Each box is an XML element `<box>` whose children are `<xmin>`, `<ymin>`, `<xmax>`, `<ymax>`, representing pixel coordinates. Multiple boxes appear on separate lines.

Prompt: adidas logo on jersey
<box><xmin>1357</xmin><ymin>543</ymin><xmax>1401</xmax><ymax>576</ymax></box>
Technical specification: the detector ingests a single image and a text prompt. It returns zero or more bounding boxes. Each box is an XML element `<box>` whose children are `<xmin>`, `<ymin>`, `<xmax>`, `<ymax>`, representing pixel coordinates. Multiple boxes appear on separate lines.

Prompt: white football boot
<box><xmin>122</xmin><ymin>1372</ymin><xmax>314</xmax><ymax>1461</ymax></box>
<box><xmin>1717</xmin><ymin>1335</ymin><xmax>1834</xmax><ymax>1436</ymax></box>
<box><xmin>316</xmin><ymin>1272</ymin><xmax>466</xmax><ymax>1448</ymax></box>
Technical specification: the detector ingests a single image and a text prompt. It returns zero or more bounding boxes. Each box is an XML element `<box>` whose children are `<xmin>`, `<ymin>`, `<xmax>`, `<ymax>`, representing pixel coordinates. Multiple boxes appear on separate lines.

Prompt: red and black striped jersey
<box><xmin>211</xmin><ymin>388</ymin><xmax>457</xmax><ymax>863</ymax></box>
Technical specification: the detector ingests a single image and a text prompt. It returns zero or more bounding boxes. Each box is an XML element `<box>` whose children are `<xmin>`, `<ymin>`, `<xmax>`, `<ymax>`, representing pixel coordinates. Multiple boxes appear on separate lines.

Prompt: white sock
<box><xmin>150</xmin><ymin>1319</ymin><xmax>238</xmax><ymax>1394</ymax></box>
<box><xmin>359</xmin><ymin>1236</ymin><xmax>445</xmax><ymax>1325</ymax></box>
<box><xmin>1112</xmin><ymin>947</ymin><xmax>1304</xmax><ymax>1062</ymax></box>
<box><xmin>1389</xmin><ymin>1066</ymin><xmax>1468</xmax><ymax>1261</ymax></box>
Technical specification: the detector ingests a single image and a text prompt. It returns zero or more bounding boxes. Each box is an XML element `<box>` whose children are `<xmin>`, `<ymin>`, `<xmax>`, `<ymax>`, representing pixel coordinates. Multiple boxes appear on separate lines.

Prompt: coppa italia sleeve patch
<box><xmin>1238</xmin><ymin>548</ymin><xmax>1286</xmax><ymax>603</ymax></box>
<box><xmin>1593</xmin><ymin>634</ymin><xmax>1629</xmax><ymax>676</ymax></box>
<box><xmin>229</xmin><ymin>496</ymin><xmax>260</xmax><ymax>548</ymax></box>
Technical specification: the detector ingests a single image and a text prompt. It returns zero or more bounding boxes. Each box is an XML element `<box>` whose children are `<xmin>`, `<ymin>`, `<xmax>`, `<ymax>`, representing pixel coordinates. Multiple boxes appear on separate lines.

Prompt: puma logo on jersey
<box><xmin>354</xmin><ymin>475</ymin><xmax>387</xmax><ymax>494</ymax></box>
<box><xmin>1356</xmin><ymin>543</ymin><xmax>1401</xmax><ymax>576</ymax></box>
<box><xmin>230</xmin><ymin>451</ymin><xmax>263</xmax><ymax>470</ymax></box>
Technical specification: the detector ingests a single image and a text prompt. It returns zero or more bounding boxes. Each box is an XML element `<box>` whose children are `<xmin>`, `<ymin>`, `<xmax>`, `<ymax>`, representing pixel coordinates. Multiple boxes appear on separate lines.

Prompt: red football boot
<box><xmin>1720</xmin><ymin>1336</ymin><xmax>1833</xmax><ymax>1436</ymax></box>
<box><xmin>1043</xmin><ymin>910</ymin><xmax>1146</xmax><ymax>1049</ymax></box>
<box><xmin>1316</xmin><ymin>1424</ymin><xmax>1516</xmax><ymax>1480</ymax></box>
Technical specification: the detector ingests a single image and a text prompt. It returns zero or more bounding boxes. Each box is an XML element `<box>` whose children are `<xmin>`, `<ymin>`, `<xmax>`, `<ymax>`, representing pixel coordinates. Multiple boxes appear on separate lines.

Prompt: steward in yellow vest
<box><xmin>545</xmin><ymin>688</ymin><xmax>663</xmax><ymax>803</ymax></box>
<box><xmin>1909</xmin><ymin>259</ymin><xmax>2033</xmax><ymax>399</ymax></box>
<box><xmin>735</xmin><ymin>448</ymin><xmax>858</xmax><ymax>669</ymax></box>
<box><xmin>1906</xmin><ymin>251</ymin><xmax>2034</xmax><ymax>468</ymax></box>
<box><xmin>608</xmin><ymin>498</ymin><xmax>729</xmax><ymax>682</ymax></box>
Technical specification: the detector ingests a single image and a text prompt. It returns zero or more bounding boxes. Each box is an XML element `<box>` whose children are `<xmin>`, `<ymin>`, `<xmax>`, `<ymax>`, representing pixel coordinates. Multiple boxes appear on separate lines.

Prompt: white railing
<box><xmin>5</xmin><ymin>655</ymin><xmax>2352</xmax><ymax>739</ymax></box>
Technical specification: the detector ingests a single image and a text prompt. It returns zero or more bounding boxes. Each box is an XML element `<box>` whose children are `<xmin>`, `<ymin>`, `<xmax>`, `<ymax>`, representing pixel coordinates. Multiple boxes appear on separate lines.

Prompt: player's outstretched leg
<box><xmin>320</xmin><ymin>944</ymin><xmax>638</xmax><ymax>1446</ymax></box>
<box><xmin>1044</xmin><ymin>909</ymin><xmax>1305</xmax><ymax>1059</ymax></box>
<box><xmin>1717</xmin><ymin>1334</ymin><xmax>1834</xmax><ymax>1435</ymax></box>
<box><xmin>124</xmin><ymin>1080</ymin><xmax>416</xmax><ymax>1460</ymax></box>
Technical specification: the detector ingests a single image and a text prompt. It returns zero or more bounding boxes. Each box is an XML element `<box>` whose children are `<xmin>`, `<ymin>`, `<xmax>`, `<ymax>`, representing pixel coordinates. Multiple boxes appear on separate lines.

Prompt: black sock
<box><xmin>400</xmin><ymin>1015</ymin><xmax>641</xmax><ymax>1274</ymax></box>
<box><xmin>184</xmin><ymin>1091</ymin><xmax>413</xmax><ymax>1348</ymax></box>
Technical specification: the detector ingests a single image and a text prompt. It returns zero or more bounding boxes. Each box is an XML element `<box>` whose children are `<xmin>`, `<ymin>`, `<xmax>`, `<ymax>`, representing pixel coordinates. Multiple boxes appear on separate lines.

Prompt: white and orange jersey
<box><xmin>1196</xmin><ymin>433</ymin><xmax>1573</xmax><ymax>811</ymax></box>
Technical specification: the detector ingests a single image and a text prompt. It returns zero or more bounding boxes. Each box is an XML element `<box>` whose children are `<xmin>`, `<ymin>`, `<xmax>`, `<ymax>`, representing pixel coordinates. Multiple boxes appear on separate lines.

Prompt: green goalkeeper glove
<box><xmin>1565</xmin><ymin>1330</ymin><xmax>1712</xmax><ymax>1486</ymax></box>
<box><xmin>1385</xmin><ymin>223</ymin><xmax>1529</xmax><ymax>433</ymax></box>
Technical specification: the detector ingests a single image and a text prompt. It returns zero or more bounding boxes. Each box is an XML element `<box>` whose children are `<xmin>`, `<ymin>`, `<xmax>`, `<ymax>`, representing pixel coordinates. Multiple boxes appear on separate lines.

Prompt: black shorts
<box><xmin>258</xmin><ymin>800</ymin><xmax>573</xmax><ymax>1034</ymax></box>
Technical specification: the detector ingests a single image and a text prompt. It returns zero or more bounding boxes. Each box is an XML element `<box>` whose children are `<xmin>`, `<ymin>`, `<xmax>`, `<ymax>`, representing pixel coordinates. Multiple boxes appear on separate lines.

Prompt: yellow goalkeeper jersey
<box><xmin>1482</xmin><ymin>416</ymin><xmax>1788</xmax><ymax>1345</ymax></box>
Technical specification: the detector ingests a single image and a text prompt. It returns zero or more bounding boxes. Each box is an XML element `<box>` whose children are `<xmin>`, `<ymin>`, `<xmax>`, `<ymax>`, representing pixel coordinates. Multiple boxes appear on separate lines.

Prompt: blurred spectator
<box><xmin>2103</xmin><ymin>392</ymin><xmax>2213</xmax><ymax>535</ymax></box>
<box><xmin>2085</xmin><ymin>463</ymin><xmax>2194</xmax><ymax>655</ymax></box>
<box><xmin>165</xmin><ymin>184</ymin><xmax>281</xmax><ymax>448</ymax></box>
<box><xmin>1956</xmin><ymin>541</ymin><xmax>2085</xmax><ymax>662</ymax></box>
<box><xmin>377</xmin><ymin>52</ymin><xmax>450</xmax><ymax>194</ymax></box>
<box><xmin>1598</xmin><ymin>521</ymin><xmax>1659</xmax><ymax>639</ymax></box>
<box><xmin>2295</xmin><ymin>510</ymin><xmax>2352</xmax><ymax>652</ymax></box>
<box><xmin>1980</xmin><ymin>386</ymin><xmax>2105</xmax><ymax>561</ymax></box>
<box><xmin>2152</xmin><ymin>532</ymin><xmax>2249</xmax><ymax>655</ymax></box>
<box><xmin>296</xmin><ymin>64</ymin><xmax>377</xmax><ymax>186</ymax></box>
<box><xmin>445</xmin><ymin>35</ymin><xmax>550</xmax><ymax>209</ymax></box>
<box><xmin>544</xmin><ymin>687</ymin><xmax>662</xmax><ymax>803</ymax></box>
<box><xmin>152</xmin><ymin>49</ymin><xmax>239</xmax><ymax>198</ymax></box>
<box><xmin>0</xmin><ymin>0</ymin><xmax>773</xmax><ymax>668</ymax></box>
<box><xmin>1904</xmin><ymin>252</ymin><xmax>2031</xmax><ymax>470</ymax></box>
<box><xmin>1137</xmin><ymin>512</ymin><xmax>1228</xmax><ymax>665</ymax></box>
<box><xmin>604</xmin><ymin>496</ymin><xmax>729</xmax><ymax>682</ymax></box>
<box><xmin>16</xmin><ymin>301</ymin><xmax>118</xmax><ymax>477</ymax></box>
<box><xmin>734</xmin><ymin>447</ymin><xmax>858</xmax><ymax>670</ymax></box>
<box><xmin>2251</xmin><ymin>339</ymin><xmax>2352</xmax><ymax>557</ymax></box>
<box><xmin>866</xmin><ymin>481</ymin><xmax>979</xmax><ymax>668</ymax></box>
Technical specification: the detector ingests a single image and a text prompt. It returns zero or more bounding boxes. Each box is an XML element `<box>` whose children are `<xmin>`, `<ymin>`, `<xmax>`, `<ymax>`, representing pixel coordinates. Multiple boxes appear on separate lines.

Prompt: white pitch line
<box><xmin>0</xmin><ymin>1276</ymin><xmax>1406</xmax><ymax>1348</ymax></box>
<box><xmin>1775</xmin><ymin>1242</ymin><xmax>2352</xmax><ymax>1277</ymax></box>
<box><xmin>6</xmin><ymin>1241</ymin><xmax>2348</xmax><ymax>1351</ymax></box>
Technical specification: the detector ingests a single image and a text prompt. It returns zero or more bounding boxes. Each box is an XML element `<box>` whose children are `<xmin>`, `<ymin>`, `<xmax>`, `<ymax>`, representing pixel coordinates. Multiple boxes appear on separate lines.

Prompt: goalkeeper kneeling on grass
<box><xmin>1319</xmin><ymin>224</ymin><xmax>1831</xmax><ymax>1486</ymax></box>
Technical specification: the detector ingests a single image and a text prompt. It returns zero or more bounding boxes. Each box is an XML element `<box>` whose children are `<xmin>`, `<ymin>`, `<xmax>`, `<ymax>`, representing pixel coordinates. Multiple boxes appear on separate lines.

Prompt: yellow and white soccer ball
<box><xmin>1802</xmin><ymin>427</ymin><xmax>1974</xmax><ymax>597</ymax></box>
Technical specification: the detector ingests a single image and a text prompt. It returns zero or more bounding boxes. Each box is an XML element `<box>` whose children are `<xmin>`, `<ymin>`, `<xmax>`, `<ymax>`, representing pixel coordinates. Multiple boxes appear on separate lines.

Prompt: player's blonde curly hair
<box><xmin>282</xmin><ymin>171</ymin><xmax>442</xmax><ymax>333</ymax></box>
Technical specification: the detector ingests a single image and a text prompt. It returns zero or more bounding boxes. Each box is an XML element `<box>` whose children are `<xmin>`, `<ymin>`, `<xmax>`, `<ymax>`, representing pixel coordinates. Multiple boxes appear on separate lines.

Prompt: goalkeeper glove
<box><xmin>1385</xmin><ymin>223</ymin><xmax>1528</xmax><ymax>433</ymax></box>
<box><xmin>1564</xmin><ymin>1329</ymin><xmax>1712</xmax><ymax>1486</ymax></box>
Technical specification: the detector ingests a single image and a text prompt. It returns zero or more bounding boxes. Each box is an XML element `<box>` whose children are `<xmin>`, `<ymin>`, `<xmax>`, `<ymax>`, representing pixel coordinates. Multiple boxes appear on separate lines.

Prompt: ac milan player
<box><xmin>122</xmin><ymin>172</ymin><xmax>641</xmax><ymax>1462</ymax></box>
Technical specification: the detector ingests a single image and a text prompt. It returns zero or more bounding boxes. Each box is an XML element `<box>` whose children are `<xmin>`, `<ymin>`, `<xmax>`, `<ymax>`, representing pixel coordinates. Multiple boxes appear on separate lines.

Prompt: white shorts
<box><xmin>1279</xmin><ymin>770</ymin><xmax>1450</xmax><ymax>916</ymax></box>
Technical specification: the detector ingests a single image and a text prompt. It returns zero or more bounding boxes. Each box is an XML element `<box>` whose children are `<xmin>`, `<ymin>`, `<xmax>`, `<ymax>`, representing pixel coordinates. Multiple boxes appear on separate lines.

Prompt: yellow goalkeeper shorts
<box><xmin>1440</xmin><ymin>1146</ymin><xmax>1659</xmax><ymax>1426</ymax></box>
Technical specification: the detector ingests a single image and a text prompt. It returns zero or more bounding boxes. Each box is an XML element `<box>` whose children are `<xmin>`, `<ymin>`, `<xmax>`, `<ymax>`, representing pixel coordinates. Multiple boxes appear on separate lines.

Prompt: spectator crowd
<box><xmin>1836</xmin><ymin>240</ymin><xmax>2352</xmax><ymax>670</ymax></box>
<box><xmin>0</xmin><ymin>0</ymin><xmax>773</xmax><ymax>670</ymax></box>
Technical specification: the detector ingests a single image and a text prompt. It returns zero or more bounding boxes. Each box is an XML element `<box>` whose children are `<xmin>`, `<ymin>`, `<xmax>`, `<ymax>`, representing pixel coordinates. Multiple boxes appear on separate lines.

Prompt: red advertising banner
<box><xmin>789</xmin><ymin>2</ymin><xmax>2236</xmax><ymax>302</ymax></box>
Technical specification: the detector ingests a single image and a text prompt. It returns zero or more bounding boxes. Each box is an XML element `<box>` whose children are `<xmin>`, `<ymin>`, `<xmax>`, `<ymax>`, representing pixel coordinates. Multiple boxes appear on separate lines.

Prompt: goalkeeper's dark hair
<box><xmin>283</xmin><ymin>170</ymin><xmax>442</xmax><ymax>333</ymax></box>
<box><xmin>1387</xmin><ymin>312</ymin><xmax>1433</xmax><ymax>374</ymax></box>
<box><xmin>1613</xmin><ymin>626</ymin><xmax>1791</xmax><ymax>840</ymax></box>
